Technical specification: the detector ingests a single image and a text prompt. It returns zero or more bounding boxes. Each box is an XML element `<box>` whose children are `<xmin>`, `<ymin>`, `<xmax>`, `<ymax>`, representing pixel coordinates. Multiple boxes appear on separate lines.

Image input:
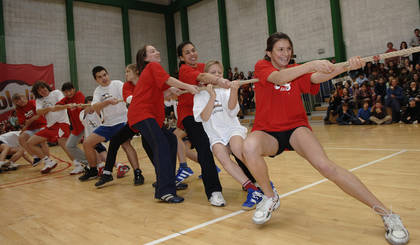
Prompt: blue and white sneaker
<box><xmin>242</xmin><ymin>189</ymin><xmax>263</xmax><ymax>210</ymax></box>
<box><xmin>175</xmin><ymin>166</ymin><xmax>194</xmax><ymax>183</ymax></box>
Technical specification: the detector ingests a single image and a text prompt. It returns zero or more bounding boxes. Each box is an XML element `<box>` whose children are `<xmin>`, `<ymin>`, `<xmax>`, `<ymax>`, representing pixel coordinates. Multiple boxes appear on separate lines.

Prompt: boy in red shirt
<box><xmin>56</xmin><ymin>82</ymin><xmax>87</xmax><ymax>174</ymax></box>
<box><xmin>12</xmin><ymin>93</ymin><xmax>48</xmax><ymax>166</ymax></box>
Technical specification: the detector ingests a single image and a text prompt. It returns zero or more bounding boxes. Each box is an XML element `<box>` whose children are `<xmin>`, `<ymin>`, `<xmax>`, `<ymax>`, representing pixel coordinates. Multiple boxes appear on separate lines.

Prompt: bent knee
<box><xmin>242</xmin><ymin>138</ymin><xmax>261</xmax><ymax>159</ymax></box>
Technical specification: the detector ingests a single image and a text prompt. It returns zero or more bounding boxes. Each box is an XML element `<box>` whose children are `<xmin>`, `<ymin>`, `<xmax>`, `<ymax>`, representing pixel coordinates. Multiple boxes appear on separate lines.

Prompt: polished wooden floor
<box><xmin>0</xmin><ymin>124</ymin><xmax>419</xmax><ymax>245</ymax></box>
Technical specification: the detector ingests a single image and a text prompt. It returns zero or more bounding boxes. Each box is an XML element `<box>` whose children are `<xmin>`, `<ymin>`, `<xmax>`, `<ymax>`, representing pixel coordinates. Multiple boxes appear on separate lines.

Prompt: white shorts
<box><xmin>22</xmin><ymin>128</ymin><xmax>44</xmax><ymax>137</ymax></box>
<box><xmin>209</xmin><ymin>127</ymin><xmax>247</xmax><ymax>151</ymax></box>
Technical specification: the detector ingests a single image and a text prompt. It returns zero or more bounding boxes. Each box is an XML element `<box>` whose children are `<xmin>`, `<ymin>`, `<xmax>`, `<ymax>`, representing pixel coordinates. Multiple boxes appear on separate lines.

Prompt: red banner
<box><xmin>0</xmin><ymin>63</ymin><xmax>55</xmax><ymax>124</ymax></box>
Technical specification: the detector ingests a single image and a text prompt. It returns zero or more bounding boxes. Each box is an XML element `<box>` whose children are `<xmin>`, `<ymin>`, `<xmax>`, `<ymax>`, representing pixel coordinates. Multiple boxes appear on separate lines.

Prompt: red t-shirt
<box><xmin>57</xmin><ymin>91</ymin><xmax>85</xmax><ymax>135</ymax></box>
<box><xmin>16</xmin><ymin>100</ymin><xmax>47</xmax><ymax>130</ymax></box>
<box><xmin>127</xmin><ymin>62</ymin><xmax>170</xmax><ymax>128</ymax></box>
<box><xmin>177</xmin><ymin>63</ymin><xmax>205</xmax><ymax>128</ymax></box>
<box><xmin>123</xmin><ymin>81</ymin><xmax>135</xmax><ymax>102</ymax></box>
<box><xmin>253</xmin><ymin>59</ymin><xmax>319</xmax><ymax>132</ymax></box>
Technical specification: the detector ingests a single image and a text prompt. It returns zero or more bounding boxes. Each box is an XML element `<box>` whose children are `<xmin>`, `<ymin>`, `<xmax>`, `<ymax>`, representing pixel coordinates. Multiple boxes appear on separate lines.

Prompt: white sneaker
<box><xmin>7</xmin><ymin>162</ymin><xmax>19</xmax><ymax>170</ymax></box>
<box><xmin>209</xmin><ymin>191</ymin><xmax>226</xmax><ymax>207</ymax></box>
<box><xmin>0</xmin><ymin>161</ymin><xmax>7</xmax><ymax>168</ymax></box>
<box><xmin>70</xmin><ymin>161</ymin><xmax>84</xmax><ymax>175</ymax></box>
<box><xmin>374</xmin><ymin>206</ymin><xmax>409</xmax><ymax>245</ymax></box>
<box><xmin>40</xmin><ymin>159</ymin><xmax>57</xmax><ymax>174</ymax></box>
<box><xmin>252</xmin><ymin>193</ymin><xmax>280</xmax><ymax>224</ymax></box>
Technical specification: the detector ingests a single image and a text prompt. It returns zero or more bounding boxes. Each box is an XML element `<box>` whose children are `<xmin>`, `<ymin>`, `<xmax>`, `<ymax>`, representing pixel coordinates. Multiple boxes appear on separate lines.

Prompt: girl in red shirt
<box><xmin>243</xmin><ymin>32</ymin><xmax>409</xmax><ymax>245</ymax></box>
<box><xmin>98</xmin><ymin>45</ymin><xmax>198</xmax><ymax>203</ymax></box>
<box><xmin>177</xmin><ymin>41</ymin><xmax>254</xmax><ymax>206</ymax></box>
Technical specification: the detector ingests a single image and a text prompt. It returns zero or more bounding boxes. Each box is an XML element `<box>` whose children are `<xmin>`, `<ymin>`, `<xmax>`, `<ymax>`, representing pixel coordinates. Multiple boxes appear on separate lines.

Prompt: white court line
<box><xmin>144</xmin><ymin>150</ymin><xmax>407</xmax><ymax>245</ymax></box>
<box><xmin>325</xmin><ymin>147</ymin><xmax>420</xmax><ymax>152</ymax></box>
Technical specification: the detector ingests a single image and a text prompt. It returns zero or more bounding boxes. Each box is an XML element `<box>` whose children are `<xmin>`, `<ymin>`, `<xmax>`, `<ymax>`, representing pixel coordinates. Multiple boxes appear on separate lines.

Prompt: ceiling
<box><xmin>138</xmin><ymin>0</ymin><xmax>173</xmax><ymax>5</ymax></box>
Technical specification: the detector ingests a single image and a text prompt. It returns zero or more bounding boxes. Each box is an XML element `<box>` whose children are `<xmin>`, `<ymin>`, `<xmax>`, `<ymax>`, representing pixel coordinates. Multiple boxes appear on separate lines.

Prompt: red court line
<box><xmin>0</xmin><ymin>154</ymin><xmax>72</xmax><ymax>189</ymax></box>
<box><xmin>0</xmin><ymin>154</ymin><xmax>150</xmax><ymax>189</ymax></box>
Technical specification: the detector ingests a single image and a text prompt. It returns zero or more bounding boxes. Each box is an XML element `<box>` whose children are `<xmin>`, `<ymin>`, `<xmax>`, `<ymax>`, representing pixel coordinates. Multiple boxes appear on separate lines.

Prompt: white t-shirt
<box><xmin>36</xmin><ymin>90</ymin><xmax>70</xmax><ymax>127</ymax></box>
<box><xmin>0</xmin><ymin>131</ymin><xmax>20</xmax><ymax>148</ymax></box>
<box><xmin>92</xmin><ymin>80</ymin><xmax>127</xmax><ymax>126</ymax></box>
<box><xmin>79</xmin><ymin>110</ymin><xmax>102</xmax><ymax>137</ymax></box>
<box><xmin>193</xmin><ymin>88</ymin><xmax>247</xmax><ymax>149</ymax></box>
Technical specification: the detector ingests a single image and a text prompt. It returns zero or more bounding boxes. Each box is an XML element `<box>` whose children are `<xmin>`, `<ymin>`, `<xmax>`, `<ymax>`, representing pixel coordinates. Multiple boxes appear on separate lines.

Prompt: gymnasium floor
<box><xmin>0</xmin><ymin>123</ymin><xmax>419</xmax><ymax>245</ymax></box>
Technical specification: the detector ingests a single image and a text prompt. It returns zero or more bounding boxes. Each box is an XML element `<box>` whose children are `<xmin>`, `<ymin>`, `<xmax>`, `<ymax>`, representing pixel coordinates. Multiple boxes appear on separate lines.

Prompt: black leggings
<box><xmin>183</xmin><ymin>116</ymin><xmax>222</xmax><ymax>199</ymax></box>
<box><xmin>104</xmin><ymin>124</ymin><xmax>136</xmax><ymax>172</ymax></box>
<box><xmin>132</xmin><ymin>118</ymin><xmax>177</xmax><ymax>198</ymax></box>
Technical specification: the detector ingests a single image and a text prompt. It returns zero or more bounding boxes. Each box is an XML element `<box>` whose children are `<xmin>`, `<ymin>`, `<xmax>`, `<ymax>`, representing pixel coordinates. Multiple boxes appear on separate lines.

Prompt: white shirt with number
<box><xmin>92</xmin><ymin>80</ymin><xmax>127</xmax><ymax>126</ymax></box>
<box><xmin>79</xmin><ymin>110</ymin><xmax>102</xmax><ymax>137</ymax></box>
<box><xmin>36</xmin><ymin>90</ymin><xmax>70</xmax><ymax>127</ymax></box>
<box><xmin>193</xmin><ymin>88</ymin><xmax>247</xmax><ymax>149</ymax></box>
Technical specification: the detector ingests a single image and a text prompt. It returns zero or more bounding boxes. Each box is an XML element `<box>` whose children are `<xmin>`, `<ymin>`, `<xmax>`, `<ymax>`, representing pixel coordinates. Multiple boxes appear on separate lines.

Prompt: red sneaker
<box><xmin>117</xmin><ymin>164</ymin><xmax>130</xmax><ymax>178</ymax></box>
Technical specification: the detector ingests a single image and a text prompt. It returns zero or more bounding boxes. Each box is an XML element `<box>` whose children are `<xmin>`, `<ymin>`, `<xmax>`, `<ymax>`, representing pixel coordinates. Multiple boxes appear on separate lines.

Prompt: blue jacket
<box><xmin>386</xmin><ymin>86</ymin><xmax>404</xmax><ymax>100</ymax></box>
<box><xmin>357</xmin><ymin>108</ymin><xmax>371</xmax><ymax>120</ymax></box>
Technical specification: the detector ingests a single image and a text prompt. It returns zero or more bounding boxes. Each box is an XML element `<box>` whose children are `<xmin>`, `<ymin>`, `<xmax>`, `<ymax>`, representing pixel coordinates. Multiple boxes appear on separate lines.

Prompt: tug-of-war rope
<box><xmin>194</xmin><ymin>46</ymin><xmax>420</xmax><ymax>90</ymax></box>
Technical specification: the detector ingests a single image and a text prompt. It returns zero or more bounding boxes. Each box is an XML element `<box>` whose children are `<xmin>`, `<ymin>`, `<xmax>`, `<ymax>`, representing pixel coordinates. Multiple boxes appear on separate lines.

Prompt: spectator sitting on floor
<box><xmin>324</xmin><ymin>90</ymin><xmax>342</xmax><ymax>124</ymax></box>
<box><xmin>355</xmin><ymin>73</ymin><xmax>368</xmax><ymax>85</ymax></box>
<box><xmin>386</xmin><ymin>77</ymin><xmax>404</xmax><ymax>122</ymax></box>
<box><xmin>401</xmin><ymin>98</ymin><xmax>419</xmax><ymax>124</ymax></box>
<box><xmin>399</xmin><ymin>67</ymin><xmax>410</xmax><ymax>88</ymax></box>
<box><xmin>405</xmin><ymin>81</ymin><xmax>420</xmax><ymax>103</ymax></box>
<box><xmin>374</xmin><ymin>77</ymin><xmax>387</xmax><ymax>104</ymax></box>
<box><xmin>337</xmin><ymin>102</ymin><xmax>361</xmax><ymax>125</ymax></box>
<box><xmin>344</xmin><ymin>80</ymin><xmax>353</xmax><ymax>96</ymax></box>
<box><xmin>357</xmin><ymin>101</ymin><xmax>371</xmax><ymax>125</ymax></box>
<box><xmin>342</xmin><ymin>87</ymin><xmax>354</xmax><ymax>109</ymax></box>
<box><xmin>370</xmin><ymin>102</ymin><xmax>392</xmax><ymax>125</ymax></box>
<box><xmin>356</xmin><ymin>83</ymin><xmax>372</xmax><ymax>108</ymax></box>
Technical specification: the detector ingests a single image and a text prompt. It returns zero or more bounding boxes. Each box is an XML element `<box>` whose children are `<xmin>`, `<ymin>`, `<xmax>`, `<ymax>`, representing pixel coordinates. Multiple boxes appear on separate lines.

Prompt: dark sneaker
<box><xmin>152</xmin><ymin>181</ymin><xmax>188</xmax><ymax>190</ymax></box>
<box><xmin>156</xmin><ymin>194</ymin><xmax>184</xmax><ymax>203</ymax></box>
<box><xmin>95</xmin><ymin>173</ymin><xmax>113</xmax><ymax>188</ymax></box>
<box><xmin>134</xmin><ymin>169</ymin><xmax>145</xmax><ymax>185</ymax></box>
<box><xmin>79</xmin><ymin>167</ymin><xmax>98</xmax><ymax>181</ymax></box>
<box><xmin>32</xmin><ymin>157</ymin><xmax>41</xmax><ymax>167</ymax></box>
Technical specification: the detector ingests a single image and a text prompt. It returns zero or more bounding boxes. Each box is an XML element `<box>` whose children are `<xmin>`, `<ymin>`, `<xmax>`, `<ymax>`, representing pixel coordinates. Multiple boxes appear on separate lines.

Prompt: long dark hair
<box><xmin>31</xmin><ymin>80</ymin><xmax>52</xmax><ymax>99</ymax></box>
<box><xmin>136</xmin><ymin>45</ymin><xmax>149</xmax><ymax>75</ymax></box>
<box><xmin>177</xmin><ymin>41</ymin><xmax>194</xmax><ymax>68</ymax></box>
<box><xmin>264</xmin><ymin>32</ymin><xmax>294</xmax><ymax>61</ymax></box>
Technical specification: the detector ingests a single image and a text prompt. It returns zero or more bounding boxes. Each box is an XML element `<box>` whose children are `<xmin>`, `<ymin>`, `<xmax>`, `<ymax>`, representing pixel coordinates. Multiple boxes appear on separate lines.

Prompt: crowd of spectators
<box><xmin>324</xmin><ymin>29</ymin><xmax>420</xmax><ymax>125</ymax></box>
<box><xmin>227</xmin><ymin>67</ymin><xmax>255</xmax><ymax>118</ymax></box>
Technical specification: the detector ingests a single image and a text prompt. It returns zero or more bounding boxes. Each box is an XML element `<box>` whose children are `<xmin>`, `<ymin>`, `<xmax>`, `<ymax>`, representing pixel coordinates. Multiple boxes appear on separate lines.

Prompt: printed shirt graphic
<box><xmin>80</xmin><ymin>110</ymin><xmax>102</xmax><ymax>137</ymax></box>
<box><xmin>92</xmin><ymin>80</ymin><xmax>127</xmax><ymax>126</ymax></box>
<box><xmin>193</xmin><ymin>88</ymin><xmax>247</xmax><ymax>145</ymax></box>
<box><xmin>253</xmin><ymin>60</ymin><xmax>319</xmax><ymax>132</ymax></box>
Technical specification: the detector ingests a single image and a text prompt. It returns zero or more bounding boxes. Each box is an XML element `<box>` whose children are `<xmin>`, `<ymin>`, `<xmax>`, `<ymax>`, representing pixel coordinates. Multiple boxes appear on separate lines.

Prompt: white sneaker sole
<box><xmin>252</xmin><ymin>198</ymin><xmax>281</xmax><ymax>225</ymax></box>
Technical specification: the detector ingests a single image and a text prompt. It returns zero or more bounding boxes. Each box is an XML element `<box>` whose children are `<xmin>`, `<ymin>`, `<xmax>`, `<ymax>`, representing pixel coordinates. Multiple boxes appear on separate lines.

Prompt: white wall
<box><xmin>3</xmin><ymin>0</ymin><xmax>70</xmax><ymax>89</ymax></box>
<box><xmin>226</xmin><ymin>0</ymin><xmax>268</xmax><ymax>73</ymax></box>
<box><xmin>341</xmin><ymin>0</ymin><xmax>420</xmax><ymax>58</ymax></box>
<box><xmin>275</xmin><ymin>0</ymin><xmax>334</xmax><ymax>63</ymax></box>
<box><xmin>188</xmin><ymin>0</ymin><xmax>222</xmax><ymax>64</ymax></box>
<box><xmin>73</xmin><ymin>1</ymin><xmax>125</xmax><ymax>96</ymax></box>
<box><xmin>129</xmin><ymin>10</ymin><xmax>168</xmax><ymax>71</ymax></box>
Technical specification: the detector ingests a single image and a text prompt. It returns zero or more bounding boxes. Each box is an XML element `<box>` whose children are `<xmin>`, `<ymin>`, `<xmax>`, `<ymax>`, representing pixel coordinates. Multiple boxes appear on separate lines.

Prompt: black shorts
<box><xmin>94</xmin><ymin>143</ymin><xmax>107</xmax><ymax>153</ymax></box>
<box><xmin>264</xmin><ymin>126</ymin><xmax>307</xmax><ymax>157</ymax></box>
